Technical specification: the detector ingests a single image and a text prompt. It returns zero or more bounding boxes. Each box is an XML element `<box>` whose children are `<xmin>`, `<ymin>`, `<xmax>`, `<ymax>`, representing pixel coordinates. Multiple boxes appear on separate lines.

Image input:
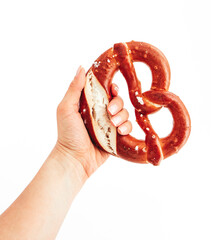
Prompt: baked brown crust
<box><xmin>80</xmin><ymin>41</ymin><xmax>191</xmax><ymax>165</ymax></box>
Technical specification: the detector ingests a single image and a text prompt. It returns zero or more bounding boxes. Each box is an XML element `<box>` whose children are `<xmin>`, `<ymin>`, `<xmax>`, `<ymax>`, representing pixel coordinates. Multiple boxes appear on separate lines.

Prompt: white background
<box><xmin>0</xmin><ymin>0</ymin><xmax>218</xmax><ymax>239</ymax></box>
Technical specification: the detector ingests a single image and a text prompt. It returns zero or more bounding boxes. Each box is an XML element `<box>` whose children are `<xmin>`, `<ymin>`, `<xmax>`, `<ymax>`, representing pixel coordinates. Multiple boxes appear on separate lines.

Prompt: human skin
<box><xmin>0</xmin><ymin>66</ymin><xmax>132</xmax><ymax>240</ymax></box>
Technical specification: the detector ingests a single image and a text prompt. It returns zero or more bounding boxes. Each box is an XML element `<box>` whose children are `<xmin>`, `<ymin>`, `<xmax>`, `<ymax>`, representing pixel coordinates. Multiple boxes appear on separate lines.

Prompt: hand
<box><xmin>0</xmin><ymin>66</ymin><xmax>133</xmax><ymax>240</ymax></box>
<box><xmin>55</xmin><ymin>66</ymin><xmax>132</xmax><ymax>177</ymax></box>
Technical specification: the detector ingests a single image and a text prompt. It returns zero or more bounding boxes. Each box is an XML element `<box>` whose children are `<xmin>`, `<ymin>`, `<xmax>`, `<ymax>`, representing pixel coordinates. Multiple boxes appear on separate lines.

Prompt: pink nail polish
<box><xmin>108</xmin><ymin>104</ymin><xmax>118</xmax><ymax>115</ymax></box>
<box><xmin>115</xmin><ymin>85</ymin><xmax>119</xmax><ymax>93</ymax></box>
<box><xmin>118</xmin><ymin>125</ymin><xmax>127</xmax><ymax>134</ymax></box>
<box><xmin>76</xmin><ymin>66</ymin><xmax>81</xmax><ymax>76</ymax></box>
<box><xmin>111</xmin><ymin>116</ymin><xmax>121</xmax><ymax>126</ymax></box>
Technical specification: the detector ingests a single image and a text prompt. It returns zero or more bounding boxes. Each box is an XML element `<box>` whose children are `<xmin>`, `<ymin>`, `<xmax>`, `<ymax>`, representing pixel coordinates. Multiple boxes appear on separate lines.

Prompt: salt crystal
<box><xmin>137</xmin><ymin>96</ymin><xmax>144</xmax><ymax>105</ymax></box>
<box><xmin>93</xmin><ymin>61</ymin><xmax>101</xmax><ymax>68</ymax></box>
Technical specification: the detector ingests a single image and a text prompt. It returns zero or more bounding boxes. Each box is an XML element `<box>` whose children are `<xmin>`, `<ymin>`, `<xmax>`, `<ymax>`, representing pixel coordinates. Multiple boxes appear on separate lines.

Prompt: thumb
<box><xmin>63</xmin><ymin>66</ymin><xmax>86</xmax><ymax>107</ymax></box>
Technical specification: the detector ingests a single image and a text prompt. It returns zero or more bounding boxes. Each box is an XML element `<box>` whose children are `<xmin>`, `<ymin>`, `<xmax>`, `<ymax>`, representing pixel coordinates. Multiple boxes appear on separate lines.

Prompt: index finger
<box><xmin>111</xmin><ymin>83</ymin><xmax>119</xmax><ymax>97</ymax></box>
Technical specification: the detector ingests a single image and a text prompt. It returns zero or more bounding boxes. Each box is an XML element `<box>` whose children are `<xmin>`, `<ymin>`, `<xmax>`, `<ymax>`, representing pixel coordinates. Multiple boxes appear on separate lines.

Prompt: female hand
<box><xmin>55</xmin><ymin>66</ymin><xmax>132</xmax><ymax>177</ymax></box>
<box><xmin>0</xmin><ymin>66</ymin><xmax>132</xmax><ymax>240</ymax></box>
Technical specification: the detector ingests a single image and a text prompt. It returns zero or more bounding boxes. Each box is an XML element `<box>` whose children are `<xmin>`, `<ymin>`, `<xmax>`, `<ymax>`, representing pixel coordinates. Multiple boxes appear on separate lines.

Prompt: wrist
<box><xmin>51</xmin><ymin>142</ymin><xmax>89</xmax><ymax>183</ymax></box>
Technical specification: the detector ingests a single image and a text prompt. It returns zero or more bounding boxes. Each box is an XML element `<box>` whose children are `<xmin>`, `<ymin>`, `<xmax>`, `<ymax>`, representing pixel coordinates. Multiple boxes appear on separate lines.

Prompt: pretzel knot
<box><xmin>80</xmin><ymin>41</ymin><xmax>191</xmax><ymax>165</ymax></box>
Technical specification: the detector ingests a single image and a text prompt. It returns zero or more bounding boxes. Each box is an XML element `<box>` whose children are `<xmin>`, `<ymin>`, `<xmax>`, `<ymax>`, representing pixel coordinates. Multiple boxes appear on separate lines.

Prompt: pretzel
<box><xmin>80</xmin><ymin>41</ymin><xmax>191</xmax><ymax>165</ymax></box>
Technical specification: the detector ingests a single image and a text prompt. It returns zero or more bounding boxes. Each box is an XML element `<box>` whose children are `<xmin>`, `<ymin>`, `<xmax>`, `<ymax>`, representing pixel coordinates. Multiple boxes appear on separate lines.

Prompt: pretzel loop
<box><xmin>113</xmin><ymin>42</ymin><xmax>170</xmax><ymax>114</ymax></box>
<box><xmin>134</xmin><ymin>90</ymin><xmax>191</xmax><ymax>165</ymax></box>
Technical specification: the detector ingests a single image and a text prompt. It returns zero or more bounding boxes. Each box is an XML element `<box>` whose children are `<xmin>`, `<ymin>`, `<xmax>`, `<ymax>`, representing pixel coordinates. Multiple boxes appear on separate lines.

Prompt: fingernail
<box><xmin>111</xmin><ymin>115</ymin><xmax>121</xmax><ymax>126</ymax></box>
<box><xmin>76</xmin><ymin>66</ymin><xmax>82</xmax><ymax>76</ymax></box>
<box><xmin>115</xmin><ymin>85</ymin><xmax>119</xmax><ymax>93</ymax></box>
<box><xmin>118</xmin><ymin>125</ymin><xmax>127</xmax><ymax>134</ymax></box>
<box><xmin>108</xmin><ymin>104</ymin><xmax>118</xmax><ymax>115</ymax></box>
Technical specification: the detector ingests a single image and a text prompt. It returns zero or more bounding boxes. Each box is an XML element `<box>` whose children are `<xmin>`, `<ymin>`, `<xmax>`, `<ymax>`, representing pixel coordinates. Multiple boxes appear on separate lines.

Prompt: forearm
<box><xmin>0</xmin><ymin>146</ymin><xmax>88</xmax><ymax>240</ymax></box>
